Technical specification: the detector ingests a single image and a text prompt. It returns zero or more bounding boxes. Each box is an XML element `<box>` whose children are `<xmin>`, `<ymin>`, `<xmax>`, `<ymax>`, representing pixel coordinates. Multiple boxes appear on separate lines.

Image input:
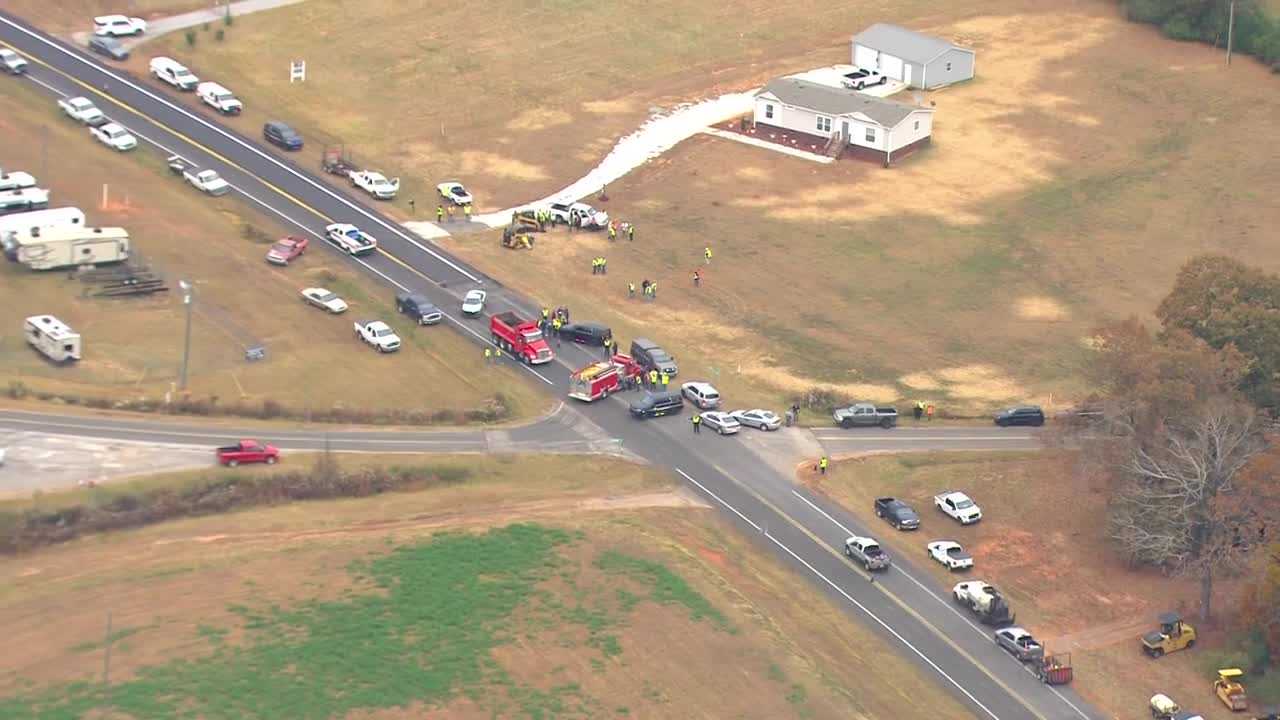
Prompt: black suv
<box><xmin>263</xmin><ymin>121</ymin><xmax>303</xmax><ymax>151</ymax></box>
<box><xmin>629</xmin><ymin>391</ymin><xmax>684</xmax><ymax>419</ymax></box>
<box><xmin>994</xmin><ymin>405</ymin><xmax>1045</xmax><ymax>427</ymax></box>
<box><xmin>395</xmin><ymin>292</ymin><xmax>442</xmax><ymax>325</ymax></box>
<box><xmin>630</xmin><ymin>338</ymin><xmax>678</xmax><ymax>376</ymax></box>
<box><xmin>559</xmin><ymin>322</ymin><xmax>612</xmax><ymax>347</ymax></box>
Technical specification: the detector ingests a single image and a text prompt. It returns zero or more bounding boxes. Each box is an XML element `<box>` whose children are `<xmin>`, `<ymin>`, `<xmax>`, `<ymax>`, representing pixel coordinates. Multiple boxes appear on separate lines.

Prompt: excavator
<box><xmin>501</xmin><ymin>227</ymin><xmax>534</xmax><ymax>250</ymax></box>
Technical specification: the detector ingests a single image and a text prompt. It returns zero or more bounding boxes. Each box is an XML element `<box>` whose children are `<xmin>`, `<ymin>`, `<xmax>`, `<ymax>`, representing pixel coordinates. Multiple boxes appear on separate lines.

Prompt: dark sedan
<box><xmin>994</xmin><ymin>405</ymin><xmax>1045</xmax><ymax>427</ymax></box>
<box><xmin>88</xmin><ymin>36</ymin><xmax>129</xmax><ymax>61</ymax></box>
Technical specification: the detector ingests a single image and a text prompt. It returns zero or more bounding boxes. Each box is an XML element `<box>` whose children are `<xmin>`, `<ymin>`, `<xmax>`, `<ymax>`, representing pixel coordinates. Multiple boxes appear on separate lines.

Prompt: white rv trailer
<box><xmin>11</xmin><ymin>226</ymin><xmax>129</xmax><ymax>270</ymax></box>
<box><xmin>24</xmin><ymin>315</ymin><xmax>82</xmax><ymax>363</ymax></box>
<box><xmin>0</xmin><ymin>207</ymin><xmax>86</xmax><ymax>256</ymax></box>
<box><xmin>0</xmin><ymin>187</ymin><xmax>50</xmax><ymax>215</ymax></box>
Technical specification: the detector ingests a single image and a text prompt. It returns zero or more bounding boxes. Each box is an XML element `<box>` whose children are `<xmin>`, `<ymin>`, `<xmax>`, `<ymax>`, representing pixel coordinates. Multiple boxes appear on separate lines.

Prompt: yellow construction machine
<box><xmin>1142</xmin><ymin>612</ymin><xmax>1196</xmax><ymax>658</ymax></box>
<box><xmin>1214</xmin><ymin>668</ymin><xmax>1248</xmax><ymax>711</ymax></box>
<box><xmin>500</xmin><ymin>227</ymin><xmax>534</xmax><ymax>250</ymax></box>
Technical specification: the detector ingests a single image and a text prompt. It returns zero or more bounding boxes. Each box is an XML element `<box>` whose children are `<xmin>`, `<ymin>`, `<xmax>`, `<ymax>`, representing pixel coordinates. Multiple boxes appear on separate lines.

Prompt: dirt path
<box><xmin>1041</xmin><ymin>614</ymin><xmax>1153</xmax><ymax>652</ymax></box>
<box><xmin>149</xmin><ymin>489</ymin><xmax>710</xmax><ymax>548</ymax></box>
<box><xmin>70</xmin><ymin>0</ymin><xmax>307</xmax><ymax>49</ymax></box>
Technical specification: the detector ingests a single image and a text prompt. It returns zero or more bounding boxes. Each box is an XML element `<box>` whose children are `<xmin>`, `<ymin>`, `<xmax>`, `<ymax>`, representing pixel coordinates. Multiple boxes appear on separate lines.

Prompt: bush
<box><xmin>7</xmin><ymin>381</ymin><xmax>28</xmax><ymax>399</ymax></box>
<box><xmin>215</xmin><ymin>29</ymin><xmax>225</xmax><ymax>42</ymax></box>
<box><xmin>185</xmin><ymin>30</ymin><xmax>197</xmax><ymax>47</ymax></box>
<box><xmin>240</xmin><ymin>223</ymin><xmax>274</xmax><ymax>244</ymax></box>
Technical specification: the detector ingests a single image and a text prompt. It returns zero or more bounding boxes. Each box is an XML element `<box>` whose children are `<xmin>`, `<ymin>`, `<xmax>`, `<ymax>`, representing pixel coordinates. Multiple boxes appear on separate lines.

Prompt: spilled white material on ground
<box><xmin>471</xmin><ymin>91</ymin><xmax>757</xmax><ymax>228</ymax></box>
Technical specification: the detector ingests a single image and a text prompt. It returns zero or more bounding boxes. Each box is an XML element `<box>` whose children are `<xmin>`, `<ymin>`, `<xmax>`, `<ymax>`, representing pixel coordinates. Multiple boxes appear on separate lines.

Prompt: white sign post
<box><xmin>289</xmin><ymin>60</ymin><xmax>306</xmax><ymax>84</ymax></box>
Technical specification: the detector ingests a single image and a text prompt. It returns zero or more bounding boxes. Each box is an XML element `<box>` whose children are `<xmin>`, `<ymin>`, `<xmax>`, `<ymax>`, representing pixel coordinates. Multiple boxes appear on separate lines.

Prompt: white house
<box><xmin>852</xmin><ymin>23</ymin><xmax>975</xmax><ymax>89</ymax></box>
<box><xmin>753</xmin><ymin>78</ymin><xmax>934</xmax><ymax>166</ymax></box>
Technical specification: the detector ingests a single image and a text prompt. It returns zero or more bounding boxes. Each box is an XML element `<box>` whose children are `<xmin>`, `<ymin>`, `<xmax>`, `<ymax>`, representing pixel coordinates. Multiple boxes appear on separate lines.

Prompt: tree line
<box><xmin>1122</xmin><ymin>0</ymin><xmax>1280</xmax><ymax>69</ymax></box>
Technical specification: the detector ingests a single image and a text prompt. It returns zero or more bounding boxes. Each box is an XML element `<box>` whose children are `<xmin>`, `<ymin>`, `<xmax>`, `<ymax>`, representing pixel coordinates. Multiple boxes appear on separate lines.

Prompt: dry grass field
<box><xmin>807</xmin><ymin>451</ymin><xmax>1255</xmax><ymax>719</ymax></box>
<box><xmin>4</xmin><ymin>1</ymin><xmax>211</xmax><ymax>34</ymax></box>
<box><xmin>0</xmin><ymin>454</ymin><xmax>971</xmax><ymax>720</ymax></box>
<box><xmin>0</xmin><ymin>78</ymin><xmax>548</xmax><ymax>422</ymax></box>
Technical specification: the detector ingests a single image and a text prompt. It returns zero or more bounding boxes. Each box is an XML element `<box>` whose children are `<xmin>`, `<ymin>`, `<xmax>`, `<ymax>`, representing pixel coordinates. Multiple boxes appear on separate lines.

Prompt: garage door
<box><xmin>880</xmin><ymin>54</ymin><xmax>904</xmax><ymax>80</ymax></box>
<box><xmin>853</xmin><ymin>45</ymin><xmax>879</xmax><ymax>71</ymax></box>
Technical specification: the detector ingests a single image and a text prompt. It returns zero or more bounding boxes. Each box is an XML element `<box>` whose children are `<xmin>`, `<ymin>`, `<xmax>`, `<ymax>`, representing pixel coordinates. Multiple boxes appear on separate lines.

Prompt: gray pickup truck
<box><xmin>833</xmin><ymin>402</ymin><xmax>898</xmax><ymax>429</ymax></box>
<box><xmin>844</xmin><ymin>535</ymin><xmax>891</xmax><ymax>571</ymax></box>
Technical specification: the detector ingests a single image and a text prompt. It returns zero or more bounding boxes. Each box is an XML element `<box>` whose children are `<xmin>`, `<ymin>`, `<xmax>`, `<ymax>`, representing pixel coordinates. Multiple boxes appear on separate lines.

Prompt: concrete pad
<box><xmin>784</xmin><ymin>65</ymin><xmax>908</xmax><ymax>98</ymax></box>
<box><xmin>735</xmin><ymin>427</ymin><xmax>827</xmax><ymax>481</ymax></box>
<box><xmin>403</xmin><ymin>221</ymin><xmax>452</xmax><ymax>240</ymax></box>
<box><xmin>701</xmin><ymin>128</ymin><xmax>834</xmax><ymax>164</ymax></box>
<box><xmin>0</xmin><ymin>430</ymin><xmax>211</xmax><ymax>497</ymax></box>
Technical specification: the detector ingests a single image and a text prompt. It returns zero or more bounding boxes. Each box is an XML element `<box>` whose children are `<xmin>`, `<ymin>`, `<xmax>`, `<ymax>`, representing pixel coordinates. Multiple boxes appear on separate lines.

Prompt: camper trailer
<box><xmin>0</xmin><ymin>187</ymin><xmax>50</xmax><ymax>216</ymax></box>
<box><xmin>11</xmin><ymin>226</ymin><xmax>129</xmax><ymax>270</ymax></box>
<box><xmin>0</xmin><ymin>207</ymin><xmax>87</xmax><ymax>258</ymax></box>
<box><xmin>24</xmin><ymin>315</ymin><xmax>82</xmax><ymax>363</ymax></box>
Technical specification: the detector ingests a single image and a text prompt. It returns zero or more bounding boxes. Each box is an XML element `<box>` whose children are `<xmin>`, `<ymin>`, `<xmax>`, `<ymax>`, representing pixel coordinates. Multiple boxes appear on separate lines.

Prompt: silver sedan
<box><xmin>729</xmin><ymin>408</ymin><xmax>782</xmax><ymax>431</ymax></box>
<box><xmin>700</xmin><ymin>411</ymin><xmax>741</xmax><ymax>435</ymax></box>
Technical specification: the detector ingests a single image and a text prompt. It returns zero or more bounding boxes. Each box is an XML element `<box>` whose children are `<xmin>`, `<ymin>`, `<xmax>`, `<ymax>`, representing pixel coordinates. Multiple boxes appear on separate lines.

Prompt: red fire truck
<box><xmin>568</xmin><ymin>354</ymin><xmax>642</xmax><ymax>402</ymax></box>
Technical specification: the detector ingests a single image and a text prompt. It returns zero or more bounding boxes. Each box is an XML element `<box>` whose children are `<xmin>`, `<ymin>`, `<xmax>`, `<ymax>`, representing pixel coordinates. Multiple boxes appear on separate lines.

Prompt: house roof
<box><xmin>852</xmin><ymin>23</ymin><xmax>969</xmax><ymax>64</ymax></box>
<box><xmin>758</xmin><ymin>78</ymin><xmax>927</xmax><ymax>128</ymax></box>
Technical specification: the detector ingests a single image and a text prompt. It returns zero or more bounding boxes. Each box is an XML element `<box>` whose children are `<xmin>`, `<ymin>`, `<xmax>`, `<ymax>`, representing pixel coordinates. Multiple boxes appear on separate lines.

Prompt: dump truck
<box><xmin>490</xmin><ymin>311</ymin><xmax>553</xmax><ymax>365</ymax></box>
<box><xmin>568</xmin><ymin>354</ymin><xmax>642</xmax><ymax>402</ymax></box>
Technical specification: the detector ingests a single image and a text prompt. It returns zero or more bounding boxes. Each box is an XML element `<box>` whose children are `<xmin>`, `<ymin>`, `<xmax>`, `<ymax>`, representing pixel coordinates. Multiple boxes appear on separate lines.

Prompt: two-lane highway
<box><xmin>815</xmin><ymin>426</ymin><xmax>1043</xmax><ymax>455</ymax></box>
<box><xmin>1</xmin><ymin>13</ymin><xmax>1097</xmax><ymax>719</ymax></box>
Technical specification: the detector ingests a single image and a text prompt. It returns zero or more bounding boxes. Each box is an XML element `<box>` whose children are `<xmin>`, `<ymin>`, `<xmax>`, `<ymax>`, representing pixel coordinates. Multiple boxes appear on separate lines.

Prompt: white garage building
<box><xmin>753</xmin><ymin>78</ymin><xmax>934</xmax><ymax>166</ymax></box>
<box><xmin>851</xmin><ymin>23</ymin><xmax>975</xmax><ymax>89</ymax></box>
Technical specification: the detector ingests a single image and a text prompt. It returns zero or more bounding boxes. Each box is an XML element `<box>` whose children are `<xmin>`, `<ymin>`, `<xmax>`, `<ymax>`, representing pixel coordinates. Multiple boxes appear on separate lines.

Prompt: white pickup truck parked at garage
<box><xmin>197</xmin><ymin>81</ymin><xmax>242</xmax><ymax>115</ymax></box>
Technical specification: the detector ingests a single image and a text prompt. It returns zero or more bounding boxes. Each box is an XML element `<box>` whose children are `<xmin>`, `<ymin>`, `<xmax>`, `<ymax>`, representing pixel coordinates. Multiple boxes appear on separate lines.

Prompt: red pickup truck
<box><xmin>215</xmin><ymin>439</ymin><xmax>280</xmax><ymax>467</ymax></box>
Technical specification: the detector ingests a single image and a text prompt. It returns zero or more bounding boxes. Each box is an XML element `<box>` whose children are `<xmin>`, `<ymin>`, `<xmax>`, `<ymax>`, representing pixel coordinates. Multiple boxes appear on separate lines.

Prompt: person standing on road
<box><xmin>926</xmin><ymin>404</ymin><xmax>935</xmax><ymax>421</ymax></box>
<box><xmin>464</xmin><ymin>203</ymin><xmax>472</xmax><ymax>222</ymax></box>
<box><xmin>627</xmin><ymin>224</ymin><xmax>635</xmax><ymax>242</ymax></box>
<box><xmin>601</xmin><ymin>258</ymin><xmax>608</xmax><ymax>275</ymax></box>
<box><xmin>437</xmin><ymin>205</ymin><xmax>444</xmax><ymax>223</ymax></box>
<box><xmin>552</xmin><ymin>317</ymin><xmax>562</xmax><ymax>346</ymax></box>
<box><xmin>648</xmin><ymin>369</ymin><xmax>658</xmax><ymax>389</ymax></box>
<box><xmin>660</xmin><ymin>371</ymin><xmax>670</xmax><ymax>390</ymax></box>
<box><xmin>693</xmin><ymin>269</ymin><xmax>701</xmax><ymax>287</ymax></box>
<box><xmin>628</xmin><ymin>282</ymin><xmax>636</xmax><ymax>299</ymax></box>
<box><xmin>704</xmin><ymin>246</ymin><xmax>712</xmax><ymax>264</ymax></box>
<box><xmin>484</xmin><ymin>347</ymin><xmax>492</xmax><ymax>364</ymax></box>
<box><xmin>819</xmin><ymin>456</ymin><xmax>828</xmax><ymax>475</ymax></box>
<box><xmin>691</xmin><ymin>414</ymin><xmax>702</xmax><ymax>433</ymax></box>
<box><xmin>914</xmin><ymin>400</ymin><xmax>924</xmax><ymax>421</ymax></box>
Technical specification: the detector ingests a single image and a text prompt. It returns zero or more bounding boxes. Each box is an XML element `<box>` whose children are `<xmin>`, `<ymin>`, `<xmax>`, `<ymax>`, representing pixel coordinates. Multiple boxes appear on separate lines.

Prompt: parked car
<box><xmin>681</xmin><ymin>381</ymin><xmax>721</xmax><ymax>410</ymax></box>
<box><xmin>699</xmin><ymin>411</ymin><xmax>740</xmax><ymax>435</ymax></box>
<box><xmin>350</xmin><ymin>170</ymin><xmax>400</xmax><ymax>200</ymax></box>
<box><xmin>300</xmin><ymin>287</ymin><xmax>347</xmax><ymax>314</ymax></box>
<box><xmin>461</xmin><ymin>289</ymin><xmax>486</xmax><ymax>315</ymax></box>
<box><xmin>994</xmin><ymin>627</ymin><xmax>1045</xmax><ymax>663</ymax></box>
<box><xmin>58</xmin><ymin>96</ymin><xmax>108</xmax><ymax>126</ymax></box>
<box><xmin>630</xmin><ymin>337</ymin><xmax>678</xmax><ymax>376</ymax></box>
<box><xmin>927</xmin><ymin>540</ymin><xmax>974</xmax><ymax>571</ymax></box>
<box><xmin>395</xmin><ymin>292</ymin><xmax>443</xmax><ymax>325</ymax></box>
<box><xmin>559</xmin><ymin>321</ymin><xmax>612</xmax><ymax>346</ymax></box>
<box><xmin>149</xmin><ymin>57</ymin><xmax>199</xmax><ymax>90</ymax></box>
<box><xmin>437</xmin><ymin>181</ymin><xmax>472</xmax><ymax>205</ymax></box>
<box><xmin>197</xmin><ymin>81</ymin><xmax>243</xmax><ymax>115</ymax></box>
<box><xmin>994</xmin><ymin>405</ymin><xmax>1045</xmax><ymax>427</ymax></box>
<box><xmin>629</xmin><ymin>391</ymin><xmax>684</xmax><ymax>419</ymax></box>
<box><xmin>94</xmin><ymin>14</ymin><xmax>147</xmax><ymax>36</ymax></box>
<box><xmin>167</xmin><ymin>157</ymin><xmax>230</xmax><ymax>196</ymax></box>
<box><xmin>90</xmin><ymin>122</ymin><xmax>137</xmax><ymax>151</ymax></box>
<box><xmin>263</xmin><ymin>121</ymin><xmax>303</xmax><ymax>151</ymax></box>
<box><xmin>729</xmin><ymin>408</ymin><xmax>783</xmax><ymax>431</ymax></box>
<box><xmin>833</xmin><ymin>402</ymin><xmax>898</xmax><ymax>429</ymax></box>
<box><xmin>353</xmin><ymin>320</ymin><xmax>401</xmax><ymax>352</ymax></box>
<box><xmin>323</xmin><ymin>223</ymin><xmax>377</xmax><ymax>256</ymax></box>
<box><xmin>87</xmin><ymin>36</ymin><xmax>129</xmax><ymax>61</ymax></box>
<box><xmin>0</xmin><ymin>49</ymin><xmax>28</xmax><ymax>75</ymax></box>
<box><xmin>874</xmin><ymin>497</ymin><xmax>921</xmax><ymax>530</ymax></box>
<box><xmin>215</xmin><ymin>439</ymin><xmax>278</xmax><ymax>467</ymax></box>
<box><xmin>934</xmin><ymin>491</ymin><xmax>982</xmax><ymax>525</ymax></box>
<box><xmin>842</xmin><ymin>68</ymin><xmax>888</xmax><ymax>90</ymax></box>
<box><xmin>266</xmin><ymin>236</ymin><xmax>308</xmax><ymax>265</ymax></box>
<box><xmin>844</xmin><ymin>535</ymin><xmax>891</xmax><ymax>571</ymax></box>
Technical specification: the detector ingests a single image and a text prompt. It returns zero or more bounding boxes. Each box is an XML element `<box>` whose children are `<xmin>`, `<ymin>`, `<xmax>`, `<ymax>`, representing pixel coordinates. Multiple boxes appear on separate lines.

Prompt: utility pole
<box><xmin>179</xmin><ymin>280</ymin><xmax>193</xmax><ymax>391</ymax></box>
<box><xmin>1227</xmin><ymin>0</ymin><xmax>1236</xmax><ymax>66</ymax></box>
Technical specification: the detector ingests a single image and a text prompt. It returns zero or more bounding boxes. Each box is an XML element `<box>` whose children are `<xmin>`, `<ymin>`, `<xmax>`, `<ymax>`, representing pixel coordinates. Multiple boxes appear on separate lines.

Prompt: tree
<box><xmin>1109</xmin><ymin>398</ymin><xmax>1267</xmax><ymax>621</ymax></box>
<box><xmin>1240</xmin><ymin>541</ymin><xmax>1280</xmax><ymax>658</ymax></box>
<box><xmin>1158</xmin><ymin>254</ymin><xmax>1280</xmax><ymax>408</ymax></box>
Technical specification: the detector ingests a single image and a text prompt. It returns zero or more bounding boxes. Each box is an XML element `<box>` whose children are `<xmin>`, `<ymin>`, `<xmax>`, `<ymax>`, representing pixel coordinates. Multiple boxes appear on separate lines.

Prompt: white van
<box><xmin>11</xmin><ymin>226</ymin><xmax>129</xmax><ymax>271</ymax></box>
<box><xmin>24</xmin><ymin>315</ymin><xmax>82</xmax><ymax>363</ymax></box>
<box><xmin>197</xmin><ymin>81</ymin><xmax>242</xmax><ymax>115</ymax></box>
<box><xmin>0</xmin><ymin>207</ymin><xmax>86</xmax><ymax>257</ymax></box>
<box><xmin>149</xmin><ymin>56</ymin><xmax>199</xmax><ymax>91</ymax></box>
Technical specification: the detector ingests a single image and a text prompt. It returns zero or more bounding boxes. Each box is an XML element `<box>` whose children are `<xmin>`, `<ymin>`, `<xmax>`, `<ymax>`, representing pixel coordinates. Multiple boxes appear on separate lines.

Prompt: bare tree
<box><xmin>1109</xmin><ymin>399</ymin><xmax>1267</xmax><ymax>621</ymax></box>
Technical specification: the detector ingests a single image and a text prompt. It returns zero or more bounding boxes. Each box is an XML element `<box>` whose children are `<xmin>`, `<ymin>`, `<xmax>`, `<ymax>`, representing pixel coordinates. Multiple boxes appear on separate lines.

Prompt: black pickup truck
<box><xmin>874</xmin><ymin>497</ymin><xmax>920</xmax><ymax>530</ymax></box>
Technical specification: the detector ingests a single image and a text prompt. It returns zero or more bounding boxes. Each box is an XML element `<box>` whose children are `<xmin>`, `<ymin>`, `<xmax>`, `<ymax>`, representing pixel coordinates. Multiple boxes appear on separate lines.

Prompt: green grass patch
<box><xmin>595</xmin><ymin>550</ymin><xmax>731</xmax><ymax>632</ymax></box>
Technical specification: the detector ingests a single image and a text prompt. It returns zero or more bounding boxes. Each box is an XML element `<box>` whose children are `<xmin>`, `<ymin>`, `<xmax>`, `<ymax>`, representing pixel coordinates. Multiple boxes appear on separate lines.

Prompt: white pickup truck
<box><xmin>353</xmin><ymin>320</ymin><xmax>401</xmax><ymax>353</ymax></box>
<box><xmin>324</xmin><ymin>223</ymin><xmax>378</xmax><ymax>256</ymax></box>
<box><xmin>547</xmin><ymin>201</ymin><xmax>609</xmax><ymax>230</ymax></box>
<box><xmin>58</xmin><ymin>96</ymin><xmax>108</xmax><ymax>126</ymax></box>
<box><xmin>149</xmin><ymin>57</ymin><xmax>199</xmax><ymax>91</ymax></box>
<box><xmin>197</xmin><ymin>82</ymin><xmax>243</xmax><ymax>115</ymax></box>
<box><xmin>841</xmin><ymin>67</ymin><xmax>888</xmax><ymax>90</ymax></box>
<box><xmin>934</xmin><ymin>490</ymin><xmax>982</xmax><ymax>525</ymax></box>
<box><xmin>0</xmin><ymin>48</ymin><xmax>28</xmax><ymax>75</ymax></box>
<box><xmin>349</xmin><ymin>170</ymin><xmax>399</xmax><ymax>200</ymax></box>
<box><xmin>0</xmin><ymin>170</ymin><xmax>36</xmax><ymax>192</ymax></box>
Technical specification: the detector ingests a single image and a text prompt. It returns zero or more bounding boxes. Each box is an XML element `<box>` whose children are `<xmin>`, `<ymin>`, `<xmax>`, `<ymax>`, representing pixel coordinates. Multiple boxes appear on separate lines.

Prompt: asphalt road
<box><xmin>814</xmin><ymin>426</ymin><xmax>1044</xmax><ymax>454</ymax></box>
<box><xmin>0</xmin><ymin>15</ymin><xmax>1096</xmax><ymax>720</ymax></box>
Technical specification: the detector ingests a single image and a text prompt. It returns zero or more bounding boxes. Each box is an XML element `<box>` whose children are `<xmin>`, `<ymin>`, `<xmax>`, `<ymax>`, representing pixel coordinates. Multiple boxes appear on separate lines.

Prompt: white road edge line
<box><xmin>0</xmin><ymin>418</ymin><xmax>484</xmax><ymax>444</ymax></box>
<box><xmin>1</xmin><ymin>16</ymin><xmax>481</xmax><ymax>284</ymax></box>
<box><xmin>789</xmin><ymin>489</ymin><xmax>1092</xmax><ymax>720</ymax></box>
<box><xmin>676</xmin><ymin>469</ymin><xmax>1001</xmax><ymax>720</ymax></box>
<box><xmin>812</xmin><ymin>435</ymin><xmax>1036</xmax><ymax>442</ymax></box>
